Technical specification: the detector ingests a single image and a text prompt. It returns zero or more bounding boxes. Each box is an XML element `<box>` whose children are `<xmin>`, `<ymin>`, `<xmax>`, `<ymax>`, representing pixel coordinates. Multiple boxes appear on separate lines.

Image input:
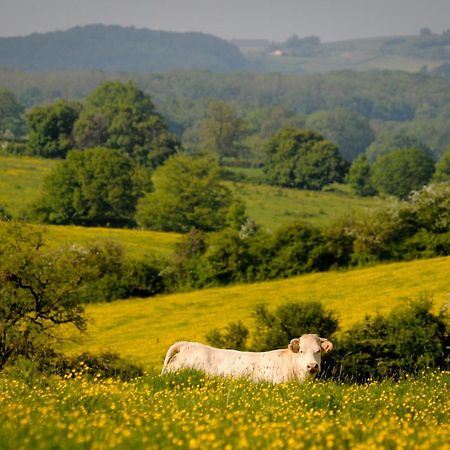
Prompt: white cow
<box><xmin>162</xmin><ymin>334</ymin><xmax>333</xmax><ymax>383</ymax></box>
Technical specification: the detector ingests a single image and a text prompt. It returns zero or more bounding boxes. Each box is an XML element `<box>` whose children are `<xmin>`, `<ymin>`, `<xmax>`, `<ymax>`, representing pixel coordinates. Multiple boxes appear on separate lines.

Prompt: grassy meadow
<box><xmin>0</xmin><ymin>154</ymin><xmax>58</xmax><ymax>217</ymax></box>
<box><xmin>0</xmin><ymin>370</ymin><xmax>448</xmax><ymax>450</ymax></box>
<box><xmin>1</xmin><ymin>155</ymin><xmax>384</xmax><ymax>235</ymax></box>
<box><xmin>44</xmin><ymin>224</ymin><xmax>180</xmax><ymax>259</ymax></box>
<box><xmin>65</xmin><ymin>256</ymin><xmax>450</xmax><ymax>369</ymax></box>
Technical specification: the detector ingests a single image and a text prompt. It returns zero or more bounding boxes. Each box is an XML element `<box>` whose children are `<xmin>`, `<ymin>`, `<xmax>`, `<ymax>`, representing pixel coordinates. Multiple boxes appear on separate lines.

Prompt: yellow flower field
<box><xmin>0</xmin><ymin>370</ymin><xmax>448</xmax><ymax>449</ymax></box>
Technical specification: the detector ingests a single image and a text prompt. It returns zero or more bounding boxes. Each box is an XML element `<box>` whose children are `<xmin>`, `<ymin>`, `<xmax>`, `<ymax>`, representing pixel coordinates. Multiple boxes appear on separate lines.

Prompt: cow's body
<box><xmin>162</xmin><ymin>334</ymin><xmax>333</xmax><ymax>384</ymax></box>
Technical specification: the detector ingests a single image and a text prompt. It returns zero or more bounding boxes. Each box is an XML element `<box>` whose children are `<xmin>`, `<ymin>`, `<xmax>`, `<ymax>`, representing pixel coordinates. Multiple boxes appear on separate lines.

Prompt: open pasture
<box><xmin>44</xmin><ymin>224</ymin><xmax>181</xmax><ymax>260</ymax></box>
<box><xmin>0</xmin><ymin>370</ymin><xmax>448</xmax><ymax>449</ymax></box>
<box><xmin>0</xmin><ymin>154</ymin><xmax>57</xmax><ymax>217</ymax></box>
<box><xmin>66</xmin><ymin>256</ymin><xmax>450</xmax><ymax>369</ymax></box>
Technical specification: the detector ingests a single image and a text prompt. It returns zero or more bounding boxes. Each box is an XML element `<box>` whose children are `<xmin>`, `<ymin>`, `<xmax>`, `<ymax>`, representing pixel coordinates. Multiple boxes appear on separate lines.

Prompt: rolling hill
<box><xmin>0</xmin><ymin>24</ymin><xmax>248</xmax><ymax>73</ymax></box>
<box><xmin>64</xmin><ymin>256</ymin><xmax>450</xmax><ymax>368</ymax></box>
<box><xmin>0</xmin><ymin>154</ymin><xmax>383</xmax><ymax>233</ymax></box>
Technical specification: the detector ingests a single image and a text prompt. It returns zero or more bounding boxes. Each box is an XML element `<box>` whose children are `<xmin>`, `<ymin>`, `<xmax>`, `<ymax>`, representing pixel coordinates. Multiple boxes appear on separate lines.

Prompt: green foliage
<box><xmin>335</xmin><ymin>298</ymin><xmax>449</xmax><ymax>381</ymax></box>
<box><xmin>434</xmin><ymin>146</ymin><xmax>450</xmax><ymax>182</ymax></box>
<box><xmin>346</xmin><ymin>154</ymin><xmax>377</xmax><ymax>196</ymax></box>
<box><xmin>206</xmin><ymin>321</ymin><xmax>249</xmax><ymax>351</ymax></box>
<box><xmin>34</xmin><ymin>351</ymin><xmax>144</xmax><ymax>380</ymax></box>
<box><xmin>0</xmin><ymin>24</ymin><xmax>247</xmax><ymax>73</ymax></box>
<box><xmin>252</xmin><ymin>301</ymin><xmax>339</xmax><ymax>352</ymax></box>
<box><xmin>197</xmin><ymin>100</ymin><xmax>248</xmax><ymax>161</ymax></box>
<box><xmin>370</xmin><ymin>147</ymin><xmax>435</xmax><ymax>199</ymax></box>
<box><xmin>79</xmin><ymin>240</ymin><xmax>166</xmax><ymax>303</ymax></box>
<box><xmin>25</xmin><ymin>99</ymin><xmax>81</xmax><ymax>158</ymax></box>
<box><xmin>74</xmin><ymin>81</ymin><xmax>179</xmax><ymax>167</ymax></box>
<box><xmin>305</xmin><ymin>109</ymin><xmax>374</xmax><ymax>161</ymax></box>
<box><xmin>136</xmin><ymin>154</ymin><xmax>245</xmax><ymax>232</ymax></box>
<box><xmin>0</xmin><ymin>88</ymin><xmax>25</xmax><ymax>137</ymax></box>
<box><xmin>35</xmin><ymin>147</ymin><xmax>139</xmax><ymax>227</ymax></box>
<box><xmin>264</xmin><ymin>127</ymin><xmax>349</xmax><ymax>190</ymax></box>
<box><xmin>0</xmin><ymin>222</ymin><xmax>95</xmax><ymax>369</ymax></box>
<box><xmin>365</xmin><ymin>130</ymin><xmax>430</xmax><ymax>163</ymax></box>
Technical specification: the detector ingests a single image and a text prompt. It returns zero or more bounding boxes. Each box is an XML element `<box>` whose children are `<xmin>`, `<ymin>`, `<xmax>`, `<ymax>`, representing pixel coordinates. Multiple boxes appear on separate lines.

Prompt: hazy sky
<box><xmin>1</xmin><ymin>0</ymin><xmax>449</xmax><ymax>42</ymax></box>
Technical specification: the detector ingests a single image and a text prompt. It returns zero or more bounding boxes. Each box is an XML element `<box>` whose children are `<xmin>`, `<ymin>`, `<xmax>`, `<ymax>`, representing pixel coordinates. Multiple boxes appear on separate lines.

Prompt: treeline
<box><xmin>167</xmin><ymin>183</ymin><xmax>450</xmax><ymax>291</ymax></box>
<box><xmin>2</xmin><ymin>68</ymin><xmax>450</xmax><ymax>165</ymax></box>
<box><xmin>0</xmin><ymin>25</ymin><xmax>247</xmax><ymax>73</ymax></box>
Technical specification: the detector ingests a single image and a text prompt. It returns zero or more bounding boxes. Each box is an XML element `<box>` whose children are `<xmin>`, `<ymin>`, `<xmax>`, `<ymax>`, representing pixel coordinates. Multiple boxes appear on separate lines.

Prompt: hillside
<box><xmin>246</xmin><ymin>32</ymin><xmax>450</xmax><ymax>75</ymax></box>
<box><xmin>0</xmin><ymin>155</ymin><xmax>383</xmax><ymax>232</ymax></box>
<box><xmin>0</xmin><ymin>24</ymin><xmax>247</xmax><ymax>73</ymax></box>
<box><xmin>65</xmin><ymin>256</ymin><xmax>450</xmax><ymax>368</ymax></box>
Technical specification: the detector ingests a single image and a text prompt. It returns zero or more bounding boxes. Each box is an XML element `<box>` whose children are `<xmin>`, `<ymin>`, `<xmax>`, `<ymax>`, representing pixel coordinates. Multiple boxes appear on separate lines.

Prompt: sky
<box><xmin>1</xmin><ymin>0</ymin><xmax>450</xmax><ymax>42</ymax></box>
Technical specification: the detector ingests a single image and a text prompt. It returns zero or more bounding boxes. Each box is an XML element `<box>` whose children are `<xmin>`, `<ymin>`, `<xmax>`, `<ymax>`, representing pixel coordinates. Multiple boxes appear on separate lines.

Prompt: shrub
<box><xmin>206</xmin><ymin>321</ymin><xmax>249</xmax><ymax>350</ymax></box>
<box><xmin>252</xmin><ymin>301</ymin><xmax>339</xmax><ymax>352</ymax></box>
<box><xmin>333</xmin><ymin>298</ymin><xmax>449</xmax><ymax>381</ymax></box>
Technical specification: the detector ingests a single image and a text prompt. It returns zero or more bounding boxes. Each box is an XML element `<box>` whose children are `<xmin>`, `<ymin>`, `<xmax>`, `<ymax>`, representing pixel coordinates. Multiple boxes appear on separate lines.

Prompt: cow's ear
<box><xmin>289</xmin><ymin>338</ymin><xmax>300</xmax><ymax>353</ymax></box>
<box><xmin>319</xmin><ymin>338</ymin><xmax>333</xmax><ymax>353</ymax></box>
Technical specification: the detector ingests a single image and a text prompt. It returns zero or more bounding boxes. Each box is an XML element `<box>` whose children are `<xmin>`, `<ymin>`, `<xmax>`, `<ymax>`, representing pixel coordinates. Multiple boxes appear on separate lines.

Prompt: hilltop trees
<box><xmin>25</xmin><ymin>99</ymin><xmax>81</xmax><ymax>158</ymax></box>
<box><xmin>35</xmin><ymin>148</ymin><xmax>139</xmax><ymax>227</ymax></box>
<box><xmin>74</xmin><ymin>81</ymin><xmax>180</xmax><ymax>167</ymax></box>
<box><xmin>136</xmin><ymin>154</ymin><xmax>245</xmax><ymax>232</ymax></box>
<box><xmin>434</xmin><ymin>146</ymin><xmax>450</xmax><ymax>182</ymax></box>
<box><xmin>264</xmin><ymin>127</ymin><xmax>349</xmax><ymax>190</ymax></box>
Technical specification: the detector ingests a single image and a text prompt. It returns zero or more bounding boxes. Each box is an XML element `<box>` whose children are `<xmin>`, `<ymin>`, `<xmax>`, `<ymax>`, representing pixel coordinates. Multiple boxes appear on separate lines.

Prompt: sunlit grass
<box><xmin>44</xmin><ymin>224</ymin><xmax>181</xmax><ymax>259</ymax></box>
<box><xmin>0</xmin><ymin>154</ymin><xmax>57</xmax><ymax>217</ymax></box>
<box><xmin>66</xmin><ymin>256</ymin><xmax>450</xmax><ymax>369</ymax></box>
<box><xmin>0</xmin><ymin>370</ymin><xmax>448</xmax><ymax>449</ymax></box>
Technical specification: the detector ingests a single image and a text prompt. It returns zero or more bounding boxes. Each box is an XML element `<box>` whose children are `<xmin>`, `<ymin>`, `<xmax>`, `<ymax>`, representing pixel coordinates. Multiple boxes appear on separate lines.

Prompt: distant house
<box><xmin>272</xmin><ymin>49</ymin><xmax>286</xmax><ymax>57</ymax></box>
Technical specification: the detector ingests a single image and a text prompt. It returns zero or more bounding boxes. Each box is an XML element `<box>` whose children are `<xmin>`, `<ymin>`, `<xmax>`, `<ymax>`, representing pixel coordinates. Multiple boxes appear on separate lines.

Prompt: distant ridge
<box><xmin>0</xmin><ymin>24</ymin><xmax>248</xmax><ymax>73</ymax></box>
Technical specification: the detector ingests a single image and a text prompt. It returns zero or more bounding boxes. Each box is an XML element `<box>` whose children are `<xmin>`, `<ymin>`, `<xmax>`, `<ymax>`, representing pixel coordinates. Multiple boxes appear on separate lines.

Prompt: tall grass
<box><xmin>0</xmin><ymin>369</ymin><xmax>448</xmax><ymax>449</ymax></box>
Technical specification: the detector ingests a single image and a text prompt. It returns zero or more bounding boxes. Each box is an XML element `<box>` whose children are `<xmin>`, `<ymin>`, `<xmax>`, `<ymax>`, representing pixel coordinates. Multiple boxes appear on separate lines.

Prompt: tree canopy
<box><xmin>0</xmin><ymin>88</ymin><xmax>25</xmax><ymax>137</ymax></box>
<box><xmin>74</xmin><ymin>81</ymin><xmax>180</xmax><ymax>167</ymax></box>
<box><xmin>136</xmin><ymin>154</ymin><xmax>245</xmax><ymax>232</ymax></box>
<box><xmin>306</xmin><ymin>108</ymin><xmax>374</xmax><ymax>161</ymax></box>
<box><xmin>371</xmin><ymin>147</ymin><xmax>435</xmax><ymax>199</ymax></box>
<box><xmin>264</xmin><ymin>127</ymin><xmax>349</xmax><ymax>190</ymax></box>
<box><xmin>35</xmin><ymin>147</ymin><xmax>139</xmax><ymax>227</ymax></box>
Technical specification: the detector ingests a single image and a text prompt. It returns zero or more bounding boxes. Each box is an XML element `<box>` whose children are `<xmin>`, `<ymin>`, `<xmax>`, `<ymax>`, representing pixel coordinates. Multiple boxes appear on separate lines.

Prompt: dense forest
<box><xmin>2</xmin><ymin>68</ymin><xmax>450</xmax><ymax>162</ymax></box>
<box><xmin>0</xmin><ymin>25</ymin><xmax>248</xmax><ymax>73</ymax></box>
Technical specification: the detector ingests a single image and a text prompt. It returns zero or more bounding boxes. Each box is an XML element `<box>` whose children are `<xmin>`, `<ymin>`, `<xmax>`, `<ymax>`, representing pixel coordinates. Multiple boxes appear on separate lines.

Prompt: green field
<box><xmin>65</xmin><ymin>256</ymin><xmax>450</xmax><ymax>369</ymax></box>
<box><xmin>1</xmin><ymin>154</ymin><xmax>385</xmax><ymax>236</ymax></box>
<box><xmin>44</xmin><ymin>224</ymin><xmax>181</xmax><ymax>259</ymax></box>
<box><xmin>0</xmin><ymin>370</ymin><xmax>448</xmax><ymax>449</ymax></box>
<box><xmin>0</xmin><ymin>154</ymin><xmax>58</xmax><ymax>217</ymax></box>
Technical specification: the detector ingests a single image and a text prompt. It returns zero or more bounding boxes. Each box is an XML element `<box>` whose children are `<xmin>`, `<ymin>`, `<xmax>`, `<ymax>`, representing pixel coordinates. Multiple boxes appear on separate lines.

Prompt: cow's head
<box><xmin>288</xmin><ymin>334</ymin><xmax>333</xmax><ymax>378</ymax></box>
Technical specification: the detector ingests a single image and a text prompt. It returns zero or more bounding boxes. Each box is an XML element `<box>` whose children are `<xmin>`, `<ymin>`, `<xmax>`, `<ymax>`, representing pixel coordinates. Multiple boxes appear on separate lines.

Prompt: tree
<box><xmin>74</xmin><ymin>81</ymin><xmax>179</xmax><ymax>167</ymax></box>
<box><xmin>35</xmin><ymin>147</ymin><xmax>139</xmax><ymax>227</ymax></box>
<box><xmin>25</xmin><ymin>99</ymin><xmax>81</xmax><ymax>158</ymax></box>
<box><xmin>136</xmin><ymin>154</ymin><xmax>245</xmax><ymax>232</ymax></box>
<box><xmin>0</xmin><ymin>222</ymin><xmax>96</xmax><ymax>369</ymax></box>
<box><xmin>252</xmin><ymin>301</ymin><xmax>339</xmax><ymax>352</ymax></box>
<box><xmin>199</xmin><ymin>100</ymin><xmax>248</xmax><ymax>161</ymax></box>
<box><xmin>365</xmin><ymin>130</ymin><xmax>430</xmax><ymax>163</ymax></box>
<box><xmin>434</xmin><ymin>146</ymin><xmax>450</xmax><ymax>182</ymax></box>
<box><xmin>0</xmin><ymin>89</ymin><xmax>25</xmax><ymax>137</ymax></box>
<box><xmin>306</xmin><ymin>109</ymin><xmax>375</xmax><ymax>161</ymax></box>
<box><xmin>371</xmin><ymin>147</ymin><xmax>435</xmax><ymax>199</ymax></box>
<box><xmin>347</xmin><ymin>154</ymin><xmax>377</xmax><ymax>196</ymax></box>
<box><xmin>264</xmin><ymin>127</ymin><xmax>349</xmax><ymax>190</ymax></box>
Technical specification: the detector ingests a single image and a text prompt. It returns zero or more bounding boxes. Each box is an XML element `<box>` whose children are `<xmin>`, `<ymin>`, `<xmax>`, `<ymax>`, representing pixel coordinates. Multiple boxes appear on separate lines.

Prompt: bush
<box><xmin>206</xmin><ymin>321</ymin><xmax>249</xmax><ymax>350</ymax></box>
<box><xmin>333</xmin><ymin>298</ymin><xmax>449</xmax><ymax>381</ymax></box>
<box><xmin>252</xmin><ymin>301</ymin><xmax>339</xmax><ymax>352</ymax></box>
